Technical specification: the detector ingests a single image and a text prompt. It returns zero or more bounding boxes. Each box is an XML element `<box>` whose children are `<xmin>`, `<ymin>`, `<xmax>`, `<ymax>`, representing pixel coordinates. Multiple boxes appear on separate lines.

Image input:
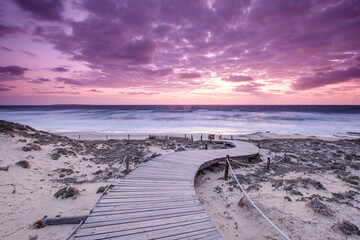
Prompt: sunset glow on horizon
<box><xmin>1</xmin><ymin>0</ymin><xmax>360</xmax><ymax>105</ymax></box>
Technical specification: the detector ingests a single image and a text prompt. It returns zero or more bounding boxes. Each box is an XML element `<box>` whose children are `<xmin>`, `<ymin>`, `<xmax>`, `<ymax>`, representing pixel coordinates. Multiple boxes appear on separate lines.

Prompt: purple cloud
<box><xmin>88</xmin><ymin>89</ymin><xmax>103</xmax><ymax>93</ymax></box>
<box><xmin>144</xmin><ymin>68</ymin><xmax>173</xmax><ymax>77</ymax></box>
<box><xmin>0</xmin><ymin>24</ymin><xmax>22</xmax><ymax>37</ymax></box>
<box><xmin>0</xmin><ymin>87</ymin><xmax>11</xmax><ymax>91</ymax></box>
<box><xmin>119</xmin><ymin>91</ymin><xmax>159</xmax><ymax>95</ymax></box>
<box><xmin>56</xmin><ymin>77</ymin><xmax>83</xmax><ymax>86</ymax></box>
<box><xmin>0</xmin><ymin>46</ymin><xmax>14</xmax><ymax>52</ymax></box>
<box><xmin>222</xmin><ymin>75</ymin><xmax>254</xmax><ymax>82</ymax></box>
<box><xmin>234</xmin><ymin>83</ymin><xmax>264</xmax><ymax>93</ymax></box>
<box><xmin>107</xmin><ymin>39</ymin><xmax>157</xmax><ymax>64</ymax></box>
<box><xmin>179</xmin><ymin>72</ymin><xmax>202</xmax><ymax>79</ymax></box>
<box><xmin>0</xmin><ymin>66</ymin><xmax>28</xmax><ymax>75</ymax></box>
<box><xmin>14</xmin><ymin>0</ymin><xmax>64</xmax><ymax>21</ymax></box>
<box><xmin>292</xmin><ymin>67</ymin><xmax>360</xmax><ymax>90</ymax></box>
<box><xmin>21</xmin><ymin>50</ymin><xmax>37</xmax><ymax>57</ymax></box>
<box><xmin>35</xmin><ymin>91</ymin><xmax>80</xmax><ymax>95</ymax></box>
<box><xmin>3</xmin><ymin>0</ymin><xmax>359</xmax><ymax>94</ymax></box>
<box><xmin>28</xmin><ymin>77</ymin><xmax>50</xmax><ymax>84</ymax></box>
<box><xmin>52</xmin><ymin>67</ymin><xmax>69</xmax><ymax>72</ymax></box>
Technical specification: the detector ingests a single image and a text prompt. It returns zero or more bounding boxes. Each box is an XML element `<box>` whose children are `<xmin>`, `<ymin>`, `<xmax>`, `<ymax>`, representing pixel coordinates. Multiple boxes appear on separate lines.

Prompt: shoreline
<box><xmin>55</xmin><ymin>130</ymin><xmax>356</xmax><ymax>142</ymax></box>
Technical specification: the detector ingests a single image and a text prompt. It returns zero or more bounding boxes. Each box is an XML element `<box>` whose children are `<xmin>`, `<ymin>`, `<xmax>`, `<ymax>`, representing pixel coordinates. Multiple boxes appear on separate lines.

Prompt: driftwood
<box><xmin>44</xmin><ymin>215</ymin><xmax>88</xmax><ymax>225</ymax></box>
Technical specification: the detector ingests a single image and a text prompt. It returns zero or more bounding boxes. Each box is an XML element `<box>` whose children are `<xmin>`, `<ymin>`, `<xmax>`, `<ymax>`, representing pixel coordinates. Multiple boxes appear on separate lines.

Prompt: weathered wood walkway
<box><xmin>74</xmin><ymin>140</ymin><xmax>259</xmax><ymax>240</ymax></box>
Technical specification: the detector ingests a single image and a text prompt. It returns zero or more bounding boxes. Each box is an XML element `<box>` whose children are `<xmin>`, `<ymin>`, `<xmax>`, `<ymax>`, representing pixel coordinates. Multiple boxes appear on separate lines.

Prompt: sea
<box><xmin>0</xmin><ymin>105</ymin><xmax>360</xmax><ymax>137</ymax></box>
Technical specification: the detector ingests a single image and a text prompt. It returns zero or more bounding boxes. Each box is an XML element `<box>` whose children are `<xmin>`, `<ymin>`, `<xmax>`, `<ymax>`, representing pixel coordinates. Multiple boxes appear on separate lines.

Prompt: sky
<box><xmin>0</xmin><ymin>0</ymin><xmax>360</xmax><ymax>105</ymax></box>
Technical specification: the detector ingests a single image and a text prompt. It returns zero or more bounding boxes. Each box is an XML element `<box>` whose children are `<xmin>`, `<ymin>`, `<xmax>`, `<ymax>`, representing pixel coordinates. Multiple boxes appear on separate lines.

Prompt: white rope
<box><xmin>64</xmin><ymin>156</ymin><xmax>126</xmax><ymax>240</ymax></box>
<box><xmin>272</xmin><ymin>155</ymin><xmax>286</xmax><ymax>164</ymax></box>
<box><xmin>226</xmin><ymin>158</ymin><xmax>291</xmax><ymax>240</ymax></box>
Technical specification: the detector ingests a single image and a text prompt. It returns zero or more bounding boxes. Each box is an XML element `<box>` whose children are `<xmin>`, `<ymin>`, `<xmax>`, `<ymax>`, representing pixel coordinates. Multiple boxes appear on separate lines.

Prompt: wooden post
<box><xmin>266</xmin><ymin>157</ymin><xmax>271</xmax><ymax>170</ymax></box>
<box><xmin>284</xmin><ymin>154</ymin><xmax>287</xmax><ymax>162</ymax></box>
<box><xmin>191</xmin><ymin>135</ymin><xmax>193</xmax><ymax>141</ymax></box>
<box><xmin>200</xmin><ymin>134</ymin><xmax>203</xmax><ymax>141</ymax></box>
<box><xmin>231</xmin><ymin>135</ymin><xmax>233</xmax><ymax>140</ymax></box>
<box><xmin>219</xmin><ymin>135</ymin><xmax>222</xmax><ymax>140</ymax></box>
<box><xmin>128</xmin><ymin>134</ymin><xmax>130</xmax><ymax>140</ymax></box>
<box><xmin>106</xmin><ymin>134</ymin><xmax>108</xmax><ymax>140</ymax></box>
<box><xmin>205</xmin><ymin>144</ymin><xmax>208</xmax><ymax>150</ymax></box>
<box><xmin>185</xmin><ymin>134</ymin><xmax>187</xmax><ymax>140</ymax></box>
<box><xmin>79</xmin><ymin>134</ymin><xmax>80</xmax><ymax>140</ymax></box>
<box><xmin>225</xmin><ymin>155</ymin><xmax>230</xmax><ymax>180</ymax></box>
<box><xmin>126</xmin><ymin>155</ymin><xmax>130</xmax><ymax>172</ymax></box>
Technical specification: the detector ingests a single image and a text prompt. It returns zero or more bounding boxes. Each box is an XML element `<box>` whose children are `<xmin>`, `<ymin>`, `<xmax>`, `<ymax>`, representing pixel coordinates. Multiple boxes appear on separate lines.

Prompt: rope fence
<box><xmin>226</xmin><ymin>156</ymin><xmax>291</xmax><ymax>240</ymax></box>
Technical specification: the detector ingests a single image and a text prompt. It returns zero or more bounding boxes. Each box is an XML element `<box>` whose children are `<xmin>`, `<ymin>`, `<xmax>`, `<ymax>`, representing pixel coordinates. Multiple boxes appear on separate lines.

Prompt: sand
<box><xmin>0</xmin><ymin>121</ymin><xmax>207</xmax><ymax>240</ymax></box>
<box><xmin>1</xmin><ymin>120</ymin><xmax>359</xmax><ymax>240</ymax></box>
<box><xmin>195</xmin><ymin>139</ymin><xmax>360</xmax><ymax>240</ymax></box>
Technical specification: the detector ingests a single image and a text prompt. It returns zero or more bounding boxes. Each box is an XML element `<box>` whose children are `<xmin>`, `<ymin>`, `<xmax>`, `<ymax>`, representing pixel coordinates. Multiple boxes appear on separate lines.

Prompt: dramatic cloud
<box><xmin>0</xmin><ymin>0</ymin><xmax>360</xmax><ymax>103</ymax></box>
<box><xmin>0</xmin><ymin>65</ymin><xmax>28</xmax><ymax>76</ymax></box>
<box><xmin>179</xmin><ymin>73</ymin><xmax>202</xmax><ymax>79</ymax></box>
<box><xmin>14</xmin><ymin>0</ymin><xmax>64</xmax><ymax>21</ymax></box>
<box><xmin>222</xmin><ymin>75</ymin><xmax>254</xmax><ymax>82</ymax></box>
<box><xmin>56</xmin><ymin>77</ymin><xmax>83</xmax><ymax>86</ymax></box>
<box><xmin>52</xmin><ymin>67</ymin><xmax>69</xmax><ymax>72</ymax></box>
<box><xmin>293</xmin><ymin>67</ymin><xmax>360</xmax><ymax>90</ymax></box>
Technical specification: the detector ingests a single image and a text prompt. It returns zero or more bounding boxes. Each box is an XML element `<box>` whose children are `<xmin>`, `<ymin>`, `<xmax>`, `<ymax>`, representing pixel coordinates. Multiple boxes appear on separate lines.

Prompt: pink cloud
<box><xmin>88</xmin><ymin>89</ymin><xmax>102</xmax><ymax>93</ymax></box>
<box><xmin>28</xmin><ymin>77</ymin><xmax>50</xmax><ymax>84</ymax></box>
<box><xmin>179</xmin><ymin>72</ymin><xmax>202</xmax><ymax>79</ymax></box>
<box><xmin>52</xmin><ymin>67</ymin><xmax>69</xmax><ymax>72</ymax></box>
<box><xmin>56</xmin><ymin>77</ymin><xmax>83</xmax><ymax>86</ymax></box>
<box><xmin>222</xmin><ymin>75</ymin><xmax>253</xmax><ymax>82</ymax></box>
<box><xmin>292</xmin><ymin>67</ymin><xmax>360</xmax><ymax>90</ymax></box>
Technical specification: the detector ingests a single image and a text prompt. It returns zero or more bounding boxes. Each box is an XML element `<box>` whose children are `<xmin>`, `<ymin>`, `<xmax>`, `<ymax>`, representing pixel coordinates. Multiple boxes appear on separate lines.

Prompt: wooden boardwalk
<box><xmin>74</xmin><ymin>141</ymin><xmax>259</xmax><ymax>240</ymax></box>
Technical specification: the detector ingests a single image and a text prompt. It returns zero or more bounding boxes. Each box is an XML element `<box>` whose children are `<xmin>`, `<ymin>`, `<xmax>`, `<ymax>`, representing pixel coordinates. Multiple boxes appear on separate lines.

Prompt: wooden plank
<box><xmin>77</xmin><ymin>212</ymin><xmax>209</xmax><ymax>236</ymax></box>
<box><xmin>90</xmin><ymin>202</ymin><xmax>202</xmax><ymax>216</ymax></box>
<box><xmin>74</xmin><ymin>140</ymin><xmax>259</xmax><ymax>240</ymax></box>
<box><xmin>85</xmin><ymin>205</ymin><xmax>205</xmax><ymax>223</ymax></box>
<box><xmin>75</xmin><ymin>219</ymin><xmax>213</xmax><ymax>240</ymax></box>
<box><xmin>97</xmin><ymin>197</ymin><xmax>200</xmax><ymax>206</ymax></box>
<box><xmin>82</xmin><ymin>211</ymin><xmax>206</xmax><ymax>229</ymax></box>
<box><xmin>99</xmin><ymin>196</ymin><xmax>199</xmax><ymax>204</ymax></box>
<box><xmin>92</xmin><ymin>199</ymin><xmax>200</xmax><ymax>213</ymax></box>
<box><xmin>162</xmin><ymin>230</ymin><xmax>221</xmax><ymax>240</ymax></box>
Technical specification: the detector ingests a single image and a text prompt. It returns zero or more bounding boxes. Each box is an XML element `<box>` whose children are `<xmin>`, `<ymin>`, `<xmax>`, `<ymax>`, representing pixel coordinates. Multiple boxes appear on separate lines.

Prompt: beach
<box><xmin>1</xmin><ymin>120</ymin><xmax>360</xmax><ymax>240</ymax></box>
<box><xmin>195</xmin><ymin>138</ymin><xmax>360</xmax><ymax>239</ymax></box>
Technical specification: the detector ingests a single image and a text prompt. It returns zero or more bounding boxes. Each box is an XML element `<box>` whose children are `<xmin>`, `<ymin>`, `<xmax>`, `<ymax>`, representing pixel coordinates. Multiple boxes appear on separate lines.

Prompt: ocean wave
<box><xmin>1</xmin><ymin>105</ymin><xmax>360</xmax><ymax>136</ymax></box>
